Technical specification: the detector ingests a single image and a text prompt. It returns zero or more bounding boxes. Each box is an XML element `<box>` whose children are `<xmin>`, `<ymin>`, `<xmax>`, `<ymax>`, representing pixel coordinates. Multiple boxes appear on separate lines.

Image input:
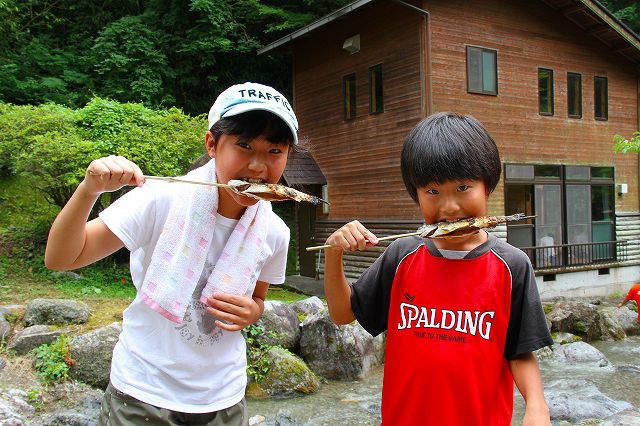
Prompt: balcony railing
<box><xmin>519</xmin><ymin>240</ymin><xmax>628</xmax><ymax>270</ymax></box>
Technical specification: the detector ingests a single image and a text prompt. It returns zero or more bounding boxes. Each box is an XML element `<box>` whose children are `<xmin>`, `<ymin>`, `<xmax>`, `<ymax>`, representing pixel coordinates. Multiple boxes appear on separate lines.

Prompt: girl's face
<box><xmin>416</xmin><ymin>179</ymin><xmax>490</xmax><ymax>250</ymax></box>
<box><xmin>206</xmin><ymin>131</ymin><xmax>290</xmax><ymax>218</ymax></box>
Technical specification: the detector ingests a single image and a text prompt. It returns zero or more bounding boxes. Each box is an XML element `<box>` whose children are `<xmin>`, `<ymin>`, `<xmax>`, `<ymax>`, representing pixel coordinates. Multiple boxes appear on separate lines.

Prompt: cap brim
<box><xmin>222</xmin><ymin>103</ymin><xmax>298</xmax><ymax>145</ymax></box>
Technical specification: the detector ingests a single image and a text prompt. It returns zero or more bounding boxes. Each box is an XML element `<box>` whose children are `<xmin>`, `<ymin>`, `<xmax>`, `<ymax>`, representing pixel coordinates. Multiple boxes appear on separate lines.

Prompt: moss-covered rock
<box><xmin>255</xmin><ymin>346</ymin><xmax>319</xmax><ymax>397</ymax></box>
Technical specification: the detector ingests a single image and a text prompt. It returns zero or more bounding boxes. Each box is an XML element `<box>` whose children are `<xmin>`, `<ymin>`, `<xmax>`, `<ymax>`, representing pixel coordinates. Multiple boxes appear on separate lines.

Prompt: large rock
<box><xmin>255</xmin><ymin>346</ymin><xmax>319</xmax><ymax>397</ymax></box>
<box><xmin>7</xmin><ymin>325</ymin><xmax>67</xmax><ymax>355</ymax></box>
<box><xmin>545</xmin><ymin>379</ymin><xmax>632</xmax><ymax>422</ymax></box>
<box><xmin>546</xmin><ymin>301</ymin><xmax>603</xmax><ymax>341</ymax></box>
<box><xmin>69</xmin><ymin>322</ymin><xmax>121</xmax><ymax>388</ymax></box>
<box><xmin>604</xmin><ymin>306</ymin><xmax>640</xmax><ymax>336</ymax></box>
<box><xmin>254</xmin><ymin>301</ymin><xmax>300</xmax><ymax>351</ymax></box>
<box><xmin>0</xmin><ymin>316</ymin><xmax>11</xmax><ymax>342</ymax></box>
<box><xmin>290</xmin><ymin>297</ymin><xmax>324</xmax><ymax>323</ymax></box>
<box><xmin>24</xmin><ymin>299</ymin><xmax>89</xmax><ymax>326</ymax></box>
<box><xmin>299</xmin><ymin>310</ymin><xmax>380</xmax><ymax>380</ymax></box>
<box><xmin>553</xmin><ymin>341</ymin><xmax>611</xmax><ymax>367</ymax></box>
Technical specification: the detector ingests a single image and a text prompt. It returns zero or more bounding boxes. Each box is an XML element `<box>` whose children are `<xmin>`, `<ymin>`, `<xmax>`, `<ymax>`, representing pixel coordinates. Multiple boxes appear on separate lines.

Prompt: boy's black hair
<box><xmin>401</xmin><ymin>111</ymin><xmax>501</xmax><ymax>203</ymax></box>
<box><xmin>209</xmin><ymin>110</ymin><xmax>295</xmax><ymax>147</ymax></box>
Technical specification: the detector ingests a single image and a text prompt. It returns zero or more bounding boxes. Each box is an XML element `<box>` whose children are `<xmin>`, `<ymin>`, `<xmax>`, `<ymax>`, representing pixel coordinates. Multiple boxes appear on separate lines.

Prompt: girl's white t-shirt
<box><xmin>99</xmin><ymin>181</ymin><xmax>290</xmax><ymax>413</ymax></box>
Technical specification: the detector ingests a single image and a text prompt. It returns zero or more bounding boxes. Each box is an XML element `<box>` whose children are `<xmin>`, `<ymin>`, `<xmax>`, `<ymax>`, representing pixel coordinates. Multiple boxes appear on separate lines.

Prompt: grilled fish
<box><xmin>227</xmin><ymin>180</ymin><xmax>328</xmax><ymax>205</ymax></box>
<box><xmin>419</xmin><ymin>213</ymin><xmax>528</xmax><ymax>239</ymax></box>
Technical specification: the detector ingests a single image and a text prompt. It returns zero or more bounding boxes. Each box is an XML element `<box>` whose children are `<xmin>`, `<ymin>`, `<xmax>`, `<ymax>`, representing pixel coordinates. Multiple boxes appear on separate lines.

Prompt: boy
<box><xmin>45</xmin><ymin>82</ymin><xmax>298</xmax><ymax>425</ymax></box>
<box><xmin>323</xmin><ymin>112</ymin><xmax>553</xmax><ymax>425</ymax></box>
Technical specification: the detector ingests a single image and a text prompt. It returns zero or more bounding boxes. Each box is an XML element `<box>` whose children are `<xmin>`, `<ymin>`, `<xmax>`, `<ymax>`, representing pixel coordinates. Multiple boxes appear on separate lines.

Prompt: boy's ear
<box><xmin>205</xmin><ymin>131</ymin><xmax>216</xmax><ymax>158</ymax></box>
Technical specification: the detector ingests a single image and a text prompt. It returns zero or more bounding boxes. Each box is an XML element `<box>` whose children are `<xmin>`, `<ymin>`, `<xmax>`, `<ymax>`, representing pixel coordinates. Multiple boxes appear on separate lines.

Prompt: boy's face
<box><xmin>206</xmin><ymin>131</ymin><xmax>290</xmax><ymax>210</ymax></box>
<box><xmin>416</xmin><ymin>179</ymin><xmax>490</xmax><ymax>247</ymax></box>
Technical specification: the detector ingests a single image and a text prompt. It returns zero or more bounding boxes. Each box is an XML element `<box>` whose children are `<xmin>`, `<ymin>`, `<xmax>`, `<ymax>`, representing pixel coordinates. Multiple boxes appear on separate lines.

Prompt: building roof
<box><xmin>258</xmin><ymin>0</ymin><xmax>640</xmax><ymax>64</ymax></box>
<box><xmin>282</xmin><ymin>150</ymin><xmax>327</xmax><ymax>186</ymax></box>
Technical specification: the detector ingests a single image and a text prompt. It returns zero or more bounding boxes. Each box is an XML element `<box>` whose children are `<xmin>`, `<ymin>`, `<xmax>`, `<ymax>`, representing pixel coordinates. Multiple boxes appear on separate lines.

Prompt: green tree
<box><xmin>613</xmin><ymin>132</ymin><xmax>640</xmax><ymax>153</ymax></box>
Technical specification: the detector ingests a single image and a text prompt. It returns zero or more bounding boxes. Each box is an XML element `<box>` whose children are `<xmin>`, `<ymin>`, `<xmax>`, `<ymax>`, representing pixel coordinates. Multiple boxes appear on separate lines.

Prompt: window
<box><xmin>567</xmin><ymin>72</ymin><xmax>582</xmax><ymax>118</ymax></box>
<box><xmin>369</xmin><ymin>64</ymin><xmax>383</xmax><ymax>114</ymax></box>
<box><xmin>594</xmin><ymin>76</ymin><xmax>608</xmax><ymax>120</ymax></box>
<box><xmin>466</xmin><ymin>46</ymin><xmax>497</xmax><ymax>95</ymax></box>
<box><xmin>505</xmin><ymin>164</ymin><xmax>616</xmax><ymax>268</ymax></box>
<box><xmin>538</xmin><ymin>68</ymin><xmax>554</xmax><ymax>115</ymax></box>
<box><xmin>343</xmin><ymin>73</ymin><xmax>356</xmax><ymax>120</ymax></box>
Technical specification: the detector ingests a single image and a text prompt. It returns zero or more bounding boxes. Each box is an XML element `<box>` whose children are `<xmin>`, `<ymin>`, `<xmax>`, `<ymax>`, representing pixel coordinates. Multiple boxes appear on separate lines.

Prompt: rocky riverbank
<box><xmin>1</xmin><ymin>296</ymin><xmax>639</xmax><ymax>425</ymax></box>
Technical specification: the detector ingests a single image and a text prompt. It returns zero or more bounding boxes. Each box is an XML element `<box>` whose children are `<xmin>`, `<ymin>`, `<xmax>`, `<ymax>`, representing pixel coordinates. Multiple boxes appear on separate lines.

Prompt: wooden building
<box><xmin>262</xmin><ymin>0</ymin><xmax>640</xmax><ymax>297</ymax></box>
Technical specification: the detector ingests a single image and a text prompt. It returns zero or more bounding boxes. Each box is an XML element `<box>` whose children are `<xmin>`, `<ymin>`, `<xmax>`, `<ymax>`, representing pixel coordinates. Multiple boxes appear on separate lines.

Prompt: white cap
<box><xmin>207</xmin><ymin>82</ymin><xmax>299</xmax><ymax>144</ymax></box>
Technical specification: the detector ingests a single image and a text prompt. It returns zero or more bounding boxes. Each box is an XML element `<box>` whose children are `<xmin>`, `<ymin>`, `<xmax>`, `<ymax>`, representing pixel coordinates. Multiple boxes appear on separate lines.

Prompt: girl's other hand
<box><xmin>83</xmin><ymin>155</ymin><xmax>145</xmax><ymax>196</ymax></box>
<box><xmin>205</xmin><ymin>292</ymin><xmax>261</xmax><ymax>332</ymax></box>
<box><xmin>324</xmin><ymin>220</ymin><xmax>378</xmax><ymax>253</ymax></box>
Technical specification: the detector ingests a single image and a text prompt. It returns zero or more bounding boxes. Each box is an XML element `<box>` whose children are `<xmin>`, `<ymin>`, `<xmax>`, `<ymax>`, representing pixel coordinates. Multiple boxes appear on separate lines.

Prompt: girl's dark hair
<box><xmin>400</xmin><ymin>112</ymin><xmax>502</xmax><ymax>203</ymax></box>
<box><xmin>209</xmin><ymin>110</ymin><xmax>295</xmax><ymax>147</ymax></box>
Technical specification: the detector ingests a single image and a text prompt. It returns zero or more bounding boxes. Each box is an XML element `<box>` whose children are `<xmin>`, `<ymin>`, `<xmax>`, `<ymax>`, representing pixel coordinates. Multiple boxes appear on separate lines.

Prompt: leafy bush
<box><xmin>32</xmin><ymin>334</ymin><xmax>75</xmax><ymax>384</ymax></box>
<box><xmin>613</xmin><ymin>132</ymin><xmax>640</xmax><ymax>154</ymax></box>
<box><xmin>1</xmin><ymin>99</ymin><xmax>206</xmax><ymax>214</ymax></box>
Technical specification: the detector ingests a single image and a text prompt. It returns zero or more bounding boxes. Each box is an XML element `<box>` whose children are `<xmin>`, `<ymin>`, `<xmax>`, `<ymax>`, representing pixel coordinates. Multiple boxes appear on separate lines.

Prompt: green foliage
<box><xmin>613</xmin><ymin>132</ymin><xmax>640</xmax><ymax>154</ymax></box>
<box><xmin>1</xmin><ymin>100</ymin><xmax>205</xmax><ymax>213</ymax></box>
<box><xmin>600</xmin><ymin>0</ymin><xmax>640</xmax><ymax>34</ymax></box>
<box><xmin>0</xmin><ymin>0</ymin><xmax>351</xmax><ymax>113</ymax></box>
<box><xmin>244</xmin><ymin>323</ymin><xmax>278</xmax><ymax>383</ymax></box>
<box><xmin>32</xmin><ymin>334</ymin><xmax>74</xmax><ymax>384</ymax></box>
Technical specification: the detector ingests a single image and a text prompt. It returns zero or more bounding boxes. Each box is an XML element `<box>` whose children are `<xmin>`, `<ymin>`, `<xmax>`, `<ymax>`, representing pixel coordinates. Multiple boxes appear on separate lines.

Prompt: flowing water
<box><xmin>247</xmin><ymin>336</ymin><xmax>640</xmax><ymax>425</ymax></box>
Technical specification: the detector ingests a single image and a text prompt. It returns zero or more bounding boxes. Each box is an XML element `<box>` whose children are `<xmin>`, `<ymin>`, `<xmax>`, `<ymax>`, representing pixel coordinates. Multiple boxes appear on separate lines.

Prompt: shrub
<box><xmin>32</xmin><ymin>334</ymin><xmax>75</xmax><ymax>384</ymax></box>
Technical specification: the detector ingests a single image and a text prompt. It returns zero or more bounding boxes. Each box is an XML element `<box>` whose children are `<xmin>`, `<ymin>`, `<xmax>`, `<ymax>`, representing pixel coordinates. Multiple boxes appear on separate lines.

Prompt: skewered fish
<box><xmin>143</xmin><ymin>175</ymin><xmax>328</xmax><ymax>205</ymax></box>
<box><xmin>227</xmin><ymin>179</ymin><xmax>328</xmax><ymax>205</ymax></box>
<box><xmin>419</xmin><ymin>213</ymin><xmax>529</xmax><ymax>239</ymax></box>
<box><xmin>305</xmin><ymin>213</ymin><xmax>531</xmax><ymax>251</ymax></box>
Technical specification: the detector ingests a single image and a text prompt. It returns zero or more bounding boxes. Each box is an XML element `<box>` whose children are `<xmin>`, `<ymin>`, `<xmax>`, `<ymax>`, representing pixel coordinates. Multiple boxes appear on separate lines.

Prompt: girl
<box><xmin>45</xmin><ymin>82</ymin><xmax>298</xmax><ymax>425</ymax></box>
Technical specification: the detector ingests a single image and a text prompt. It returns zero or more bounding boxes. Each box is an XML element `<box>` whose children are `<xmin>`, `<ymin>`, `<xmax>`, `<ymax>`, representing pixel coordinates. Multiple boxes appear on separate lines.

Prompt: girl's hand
<box><xmin>324</xmin><ymin>220</ymin><xmax>378</xmax><ymax>253</ymax></box>
<box><xmin>83</xmin><ymin>155</ymin><xmax>145</xmax><ymax>196</ymax></box>
<box><xmin>205</xmin><ymin>292</ymin><xmax>261</xmax><ymax>332</ymax></box>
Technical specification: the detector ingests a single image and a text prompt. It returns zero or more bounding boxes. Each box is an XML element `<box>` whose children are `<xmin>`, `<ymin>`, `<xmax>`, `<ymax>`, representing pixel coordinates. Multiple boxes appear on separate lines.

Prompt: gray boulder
<box><xmin>605</xmin><ymin>306</ymin><xmax>640</xmax><ymax>336</ymax></box>
<box><xmin>24</xmin><ymin>299</ymin><xmax>89</xmax><ymax>326</ymax></box>
<box><xmin>545</xmin><ymin>379</ymin><xmax>632</xmax><ymax>422</ymax></box>
<box><xmin>0</xmin><ymin>315</ymin><xmax>11</xmax><ymax>342</ymax></box>
<box><xmin>255</xmin><ymin>301</ymin><xmax>300</xmax><ymax>351</ymax></box>
<box><xmin>553</xmin><ymin>341</ymin><xmax>611</xmax><ymax>367</ymax></box>
<box><xmin>299</xmin><ymin>310</ymin><xmax>380</xmax><ymax>380</ymax></box>
<box><xmin>69</xmin><ymin>322</ymin><xmax>121</xmax><ymax>388</ymax></box>
<box><xmin>7</xmin><ymin>325</ymin><xmax>67</xmax><ymax>355</ymax></box>
<box><xmin>546</xmin><ymin>301</ymin><xmax>601</xmax><ymax>341</ymax></box>
<box><xmin>290</xmin><ymin>297</ymin><xmax>324</xmax><ymax>323</ymax></box>
<box><xmin>256</xmin><ymin>346</ymin><xmax>319</xmax><ymax>397</ymax></box>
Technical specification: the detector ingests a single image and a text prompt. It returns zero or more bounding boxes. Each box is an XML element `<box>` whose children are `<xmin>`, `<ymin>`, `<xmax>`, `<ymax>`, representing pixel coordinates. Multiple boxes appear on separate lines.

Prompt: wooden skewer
<box><xmin>143</xmin><ymin>175</ymin><xmax>234</xmax><ymax>189</ymax></box>
<box><xmin>305</xmin><ymin>231</ymin><xmax>423</xmax><ymax>252</ymax></box>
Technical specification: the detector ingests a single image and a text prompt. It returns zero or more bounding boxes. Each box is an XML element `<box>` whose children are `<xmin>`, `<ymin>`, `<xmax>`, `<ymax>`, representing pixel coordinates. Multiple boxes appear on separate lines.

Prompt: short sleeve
<box><xmin>504</xmin><ymin>253</ymin><xmax>553</xmax><ymax>359</ymax></box>
<box><xmin>351</xmin><ymin>239</ymin><xmax>415</xmax><ymax>337</ymax></box>
<box><xmin>98</xmin><ymin>183</ymin><xmax>165</xmax><ymax>252</ymax></box>
<box><xmin>257</xmin><ymin>213</ymin><xmax>290</xmax><ymax>285</ymax></box>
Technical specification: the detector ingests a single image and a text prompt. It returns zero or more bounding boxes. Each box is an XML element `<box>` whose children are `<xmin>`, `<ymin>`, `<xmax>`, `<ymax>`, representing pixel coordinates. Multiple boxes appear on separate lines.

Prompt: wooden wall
<box><xmin>292</xmin><ymin>2</ymin><xmax>426</xmax><ymax>221</ymax></box>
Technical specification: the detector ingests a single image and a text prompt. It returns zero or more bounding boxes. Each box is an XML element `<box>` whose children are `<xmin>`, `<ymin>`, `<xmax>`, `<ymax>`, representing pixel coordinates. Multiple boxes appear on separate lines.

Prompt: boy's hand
<box><xmin>325</xmin><ymin>220</ymin><xmax>378</xmax><ymax>253</ymax></box>
<box><xmin>522</xmin><ymin>404</ymin><xmax>551</xmax><ymax>426</ymax></box>
<box><xmin>205</xmin><ymin>292</ymin><xmax>261</xmax><ymax>331</ymax></box>
<box><xmin>83</xmin><ymin>155</ymin><xmax>145</xmax><ymax>196</ymax></box>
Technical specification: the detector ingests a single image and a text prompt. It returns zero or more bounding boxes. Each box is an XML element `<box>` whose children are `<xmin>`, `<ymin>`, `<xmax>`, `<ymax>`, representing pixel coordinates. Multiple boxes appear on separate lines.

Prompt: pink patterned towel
<box><xmin>140</xmin><ymin>159</ymin><xmax>271</xmax><ymax>323</ymax></box>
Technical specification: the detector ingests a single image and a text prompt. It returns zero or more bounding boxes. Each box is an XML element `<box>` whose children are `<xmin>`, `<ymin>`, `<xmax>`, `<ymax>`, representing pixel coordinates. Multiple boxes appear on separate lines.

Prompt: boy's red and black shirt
<box><xmin>350</xmin><ymin>234</ymin><xmax>552</xmax><ymax>426</ymax></box>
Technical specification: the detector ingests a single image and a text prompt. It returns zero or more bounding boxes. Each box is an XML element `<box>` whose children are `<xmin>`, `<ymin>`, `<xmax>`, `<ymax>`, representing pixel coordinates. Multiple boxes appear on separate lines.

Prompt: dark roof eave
<box><xmin>257</xmin><ymin>0</ymin><xmax>377</xmax><ymax>55</ymax></box>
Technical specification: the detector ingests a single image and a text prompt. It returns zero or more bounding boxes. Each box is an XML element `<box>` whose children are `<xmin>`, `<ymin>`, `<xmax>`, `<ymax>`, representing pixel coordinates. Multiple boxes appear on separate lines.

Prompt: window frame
<box><xmin>594</xmin><ymin>76</ymin><xmax>608</xmax><ymax>121</ymax></box>
<box><xmin>466</xmin><ymin>45</ymin><xmax>498</xmax><ymax>96</ymax></box>
<box><xmin>538</xmin><ymin>68</ymin><xmax>554</xmax><ymax>116</ymax></box>
<box><xmin>343</xmin><ymin>73</ymin><xmax>356</xmax><ymax>120</ymax></box>
<box><xmin>567</xmin><ymin>72</ymin><xmax>582</xmax><ymax>119</ymax></box>
<box><xmin>368</xmin><ymin>63</ymin><xmax>384</xmax><ymax>115</ymax></box>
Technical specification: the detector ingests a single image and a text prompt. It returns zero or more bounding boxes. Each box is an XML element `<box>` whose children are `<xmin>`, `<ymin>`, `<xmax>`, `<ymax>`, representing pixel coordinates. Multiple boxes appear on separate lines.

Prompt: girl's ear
<box><xmin>205</xmin><ymin>131</ymin><xmax>216</xmax><ymax>158</ymax></box>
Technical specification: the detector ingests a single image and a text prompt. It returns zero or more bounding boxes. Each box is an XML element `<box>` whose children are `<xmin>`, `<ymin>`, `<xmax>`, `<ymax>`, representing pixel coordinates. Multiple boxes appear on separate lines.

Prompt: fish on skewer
<box><xmin>143</xmin><ymin>175</ymin><xmax>328</xmax><ymax>205</ymax></box>
<box><xmin>305</xmin><ymin>213</ymin><xmax>532</xmax><ymax>251</ymax></box>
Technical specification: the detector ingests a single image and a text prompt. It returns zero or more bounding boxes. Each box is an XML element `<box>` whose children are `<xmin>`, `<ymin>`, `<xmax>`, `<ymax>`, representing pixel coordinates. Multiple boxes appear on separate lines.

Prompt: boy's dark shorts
<box><xmin>99</xmin><ymin>382</ymin><xmax>248</xmax><ymax>426</ymax></box>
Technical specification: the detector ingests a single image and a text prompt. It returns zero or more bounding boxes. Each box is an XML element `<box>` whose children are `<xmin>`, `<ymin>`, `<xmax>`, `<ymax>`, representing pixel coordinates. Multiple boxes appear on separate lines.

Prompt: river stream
<box><xmin>247</xmin><ymin>336</ymin><xmax>640</xmax><ymax>425</ymax></box>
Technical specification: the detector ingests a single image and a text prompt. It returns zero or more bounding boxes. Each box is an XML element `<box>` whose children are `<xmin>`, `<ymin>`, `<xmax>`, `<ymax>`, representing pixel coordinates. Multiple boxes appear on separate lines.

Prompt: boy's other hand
<box><xmin>84</xmin><ymin>155</ymin><xmax>145</xmax><ymax>196</ymax></box>
<box><xmin>205</xmin><ymin>292</ymin><xmax>261</xmax><ymax>332</ymax></box>
<box><xmin>325</xmin><ymin>220</ymin><xmax>378</xmax><ymax>253</ymax></box>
